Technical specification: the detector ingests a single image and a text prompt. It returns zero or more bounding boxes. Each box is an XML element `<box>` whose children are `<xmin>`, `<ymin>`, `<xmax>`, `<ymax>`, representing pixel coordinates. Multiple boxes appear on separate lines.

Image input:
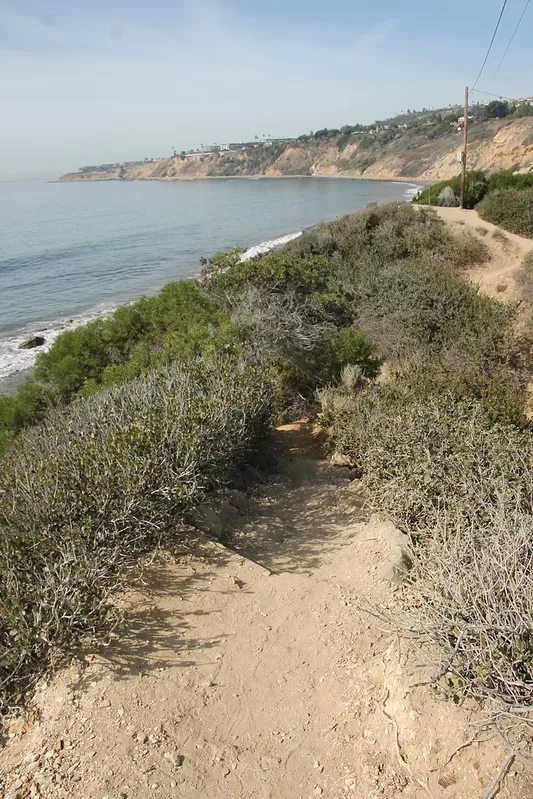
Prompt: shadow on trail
<box><xmin>224</xmin><ymin>426</ymin><xmax>369</xmax><ymax>575</ymax></box>
<box><xmin>70</xmin><ymin>534</ymin><xmax>247</xmax><ymax>689</ymax></box>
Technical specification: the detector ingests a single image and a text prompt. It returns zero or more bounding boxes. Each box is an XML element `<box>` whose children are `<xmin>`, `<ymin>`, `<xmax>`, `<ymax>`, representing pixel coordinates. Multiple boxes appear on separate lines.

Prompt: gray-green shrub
<box><xmin>477</xmin><ymin>188</ymin><xmax>533</xmax><ymax>238</ymax></box>
<box><xmin>0</xmin><ymin>357</ymin><xmax>273</xmax><ymax>712</ymax></box>
<box><xmin>331</xmin><ymin>382</ymin><xmax>533</xmax><ymax>708</ymax></box>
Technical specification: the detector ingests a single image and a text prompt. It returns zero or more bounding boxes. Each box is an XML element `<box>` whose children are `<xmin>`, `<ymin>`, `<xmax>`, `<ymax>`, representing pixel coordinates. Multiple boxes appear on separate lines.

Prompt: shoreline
<box><xmin>57</xmin><ymin>173</ymin><xmax>429</xmax><ymax>186</ymax></box>
<box><xmin>1</xmin><ymin>180</ymin><xmax>423</xmax><ymax>393</ymax></box>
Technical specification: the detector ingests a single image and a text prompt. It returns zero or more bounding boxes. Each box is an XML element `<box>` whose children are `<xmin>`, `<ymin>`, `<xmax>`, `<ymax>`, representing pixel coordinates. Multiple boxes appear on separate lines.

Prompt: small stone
<box><xmin>313</xmin><ymin>788</ymin><xmax>323</xmax><ymax>796</ymax></box>
<box><xmin>19</xmin><ymin>335</ymin><xmax>46</xmax><ymax>350</ymax></box>
<box><xmin>330</xmin><ymin>451</ymin><xmax>352</xmax><ymax>467</ymax></box>
<box><xmin>136</xmin><ymin>733</ymin><xmax>148</xmax><ymax>744</ymax></box>
<box><xmin>44</xmin><ymin>749</ymin><xmax>57</xmax><ymax>760</ymax></box>
<box><xmin>163</xmin><ymin>752</ymin><xmax>184</xmax><ymax>768</ymax></box>
<box><xmin>313</xmin><ymin>760</ymin><xmax>321</xmax><ymax>769</ymax></box>
<box><xmin>170</xmin><ymin>781</ymin><xmax>177</xmax><ymax>788</ymax></box>
<box><xmin>23</xmin><ymin>752</ymin><xmax>41</xmax><ymax>764</ymax></box>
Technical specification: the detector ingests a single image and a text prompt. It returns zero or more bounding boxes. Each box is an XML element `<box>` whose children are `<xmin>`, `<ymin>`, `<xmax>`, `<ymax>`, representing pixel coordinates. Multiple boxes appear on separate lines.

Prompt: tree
<box><xmin>486</xmin><ymin>100</ymin><xmax>509</xmax><ymax>119</ymax></box>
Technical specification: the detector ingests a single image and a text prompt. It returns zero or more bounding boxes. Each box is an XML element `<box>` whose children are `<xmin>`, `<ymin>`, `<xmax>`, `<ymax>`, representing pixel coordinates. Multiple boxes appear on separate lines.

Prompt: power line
<box><xmin>490</xmin><ymin>0</ymin><xmax>530</xmax><ymax>84</ymax></box>
<box><xmin>471</xmin><ymin>88</ymin><xmax>519</xmax><ymax>102</ymax></box>
<box><xmin>471</xmin><ymin>0</ymin><xmax>509</xmax><ymax>91</ymax></box>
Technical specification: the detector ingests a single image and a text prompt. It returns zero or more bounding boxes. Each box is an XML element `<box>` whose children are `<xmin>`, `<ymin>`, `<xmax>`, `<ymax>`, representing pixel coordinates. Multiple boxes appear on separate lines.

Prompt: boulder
<box><xmin>438</xmin><ymin>186</ymin><xmax>459</xmax><ymax>207</ymax></box>
<box><xmin>18</xmin><ymin>335</ymin><xmax>46</xmax><ymax>350</ymax></box>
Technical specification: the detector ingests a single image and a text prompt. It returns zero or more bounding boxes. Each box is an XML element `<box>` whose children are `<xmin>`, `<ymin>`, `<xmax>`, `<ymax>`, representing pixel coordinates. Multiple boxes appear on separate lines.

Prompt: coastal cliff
<box><xmin>59</xmin><ymin>116</ymin><xmax>533</xmax><ymax>183</ymax></box>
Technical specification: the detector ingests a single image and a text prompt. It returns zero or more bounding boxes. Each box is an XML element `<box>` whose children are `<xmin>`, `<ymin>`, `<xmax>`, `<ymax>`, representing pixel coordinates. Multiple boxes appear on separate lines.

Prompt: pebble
<box><xmin>313</xmin><ymin>788</ymin><xmax>323</xmax><ymax>796</ymax></box>
<box><xmin>163</xmin><ymin>752</ymin><xmax>184</xmax><ymax>768</ymax></box>
<box><xmin>23</xmin><ymin>752</ymin><xmax>41</xmax><ymax>764</ymax></box>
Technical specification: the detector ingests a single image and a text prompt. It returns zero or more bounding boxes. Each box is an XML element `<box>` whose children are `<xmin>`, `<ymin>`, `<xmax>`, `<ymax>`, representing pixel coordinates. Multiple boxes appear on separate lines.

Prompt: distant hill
<box><xmin>59</xmin><ymin>111</ymin><xmax>533</xmax><ymax>183</ymax></box>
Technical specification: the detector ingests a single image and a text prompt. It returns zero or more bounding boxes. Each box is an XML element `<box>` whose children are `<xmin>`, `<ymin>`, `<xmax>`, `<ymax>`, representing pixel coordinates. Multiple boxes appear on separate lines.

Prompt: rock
<box><xmin>378</xmin><ymin>550</ymin><xmax>413</xmax><ymax>584</ymax></box>
<box><xmin>218</xmin><ymin>501</ymin><xmax>240</xmax><ymax>525</ymax></box>
<box><xmin>226</xmin><ymin>489</ymin><xmax>248</xmax><ymax>513</ymax></box>
<box><xmin>372</xmin><ymin>519</ymin><xmax>414</xmax><ymax>584</ymax></box>
<box><xmin>313</xmin><ymin>788</ymin><xmax>323</xmax><ymax>796</ymax></box>
<box><xmin>330</xmin><ymin>452</ymin><xmax>353</xmax><ymax>468</ymax></box>
<box><xmin>190</xmin><ymin>504</ymin><xmax>223</xmax><ymax>538</ymax></box>
<box><xmin>163</xmin><ymin>752</ymin><xmax>184</xmax><ymax>768</ymax></box>
<box><xmin>19</xmin><ymin>335</ymin><xmax>46</xmax><ymax>350</ymax></box>
<box><xmin>23</xmin><ymin>753</ymin><xmax>41</xmax><ymax>764</ymax></box>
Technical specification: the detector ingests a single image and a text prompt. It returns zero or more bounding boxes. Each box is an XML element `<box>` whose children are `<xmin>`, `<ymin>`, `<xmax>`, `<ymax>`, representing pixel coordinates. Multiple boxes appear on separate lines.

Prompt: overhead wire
<box><xmin>489</xmin><ymin>0</ymin><xmax>530</xmax><ymax>84</ymax></box>
<box><xmin>471</xmin><ymin>0</ymin><xmax>509</xmax><ymax>91</ymax></box>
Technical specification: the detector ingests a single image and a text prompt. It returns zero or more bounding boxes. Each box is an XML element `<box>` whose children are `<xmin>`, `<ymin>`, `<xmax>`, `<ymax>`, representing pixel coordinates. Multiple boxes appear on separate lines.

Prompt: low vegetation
<box><xmin>0</xmin><ymin>358</ymin><xmax>273</xmax><ymax>711</ymax></box>
<box><xmin>416</xmin><ymin>168</ymin><xmax>533</xmax><ymax>210</ymax></box>
<box><xmin>1</xmin><ymin>199</ymin><xmax>531</xmax><ymax>734</ymax></box>
<box><xmin>477</xmin><ymin>187</ymin><xmax>533</xmax><ymax>239</ymax></box>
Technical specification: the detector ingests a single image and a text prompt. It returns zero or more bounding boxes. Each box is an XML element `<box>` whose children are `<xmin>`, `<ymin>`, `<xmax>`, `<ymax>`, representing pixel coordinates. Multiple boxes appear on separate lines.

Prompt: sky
<box><xmin>1</xmin><ymin>0</ymin><xmax>532</xmax><ymax>179</ymax></box>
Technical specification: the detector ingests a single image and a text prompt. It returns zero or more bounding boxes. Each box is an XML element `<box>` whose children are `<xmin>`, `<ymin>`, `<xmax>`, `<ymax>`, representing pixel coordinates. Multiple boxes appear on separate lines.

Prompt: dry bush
<box><xmin>523</xmin><ymin>250</ymin><xmax>533</xmax><ymax>271</ymax></box>
<box><xmin>333</xmin><ymin>388</ymin><xmax>531</xmax><ymax>534</ymax></box>
<box><xmin>414</xmin><ymin>501</ymin><xmax>533</xmax><ymax>710</ymax></box>
<box><xmin>445</xmin><ymin>229</ymin><xmax>490</xmax><ymax>269</ymax></box>
<box><xmin>332</xmin><ymin>383</ymin><xmax>533</xmax><ymax>711</ymax></box>
<box><xmin>226</xmin><ymin>284</ymin><xmax>332</xmax><ymax>365</ymax></box>
<box><xmin>0</xmin><ymin>358</ymin><xmax>273</xmax><ymax>714</ymax></box>
<box><xmin>492</xmin><ymin>228</ymin><xmax>510</xmax><ymax>246</ymax></box>
<box><xmin>476</xmin><ymin>226</ymin><xmax>489</xmax><ymax>236</ymax></box>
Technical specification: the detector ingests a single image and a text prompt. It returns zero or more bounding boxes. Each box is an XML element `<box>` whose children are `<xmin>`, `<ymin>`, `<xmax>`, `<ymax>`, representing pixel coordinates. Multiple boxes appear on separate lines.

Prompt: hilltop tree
<box><xmin>486</xmin><ymin>100</ymin><xmax>509</xmax><ymax>118</ymax></box>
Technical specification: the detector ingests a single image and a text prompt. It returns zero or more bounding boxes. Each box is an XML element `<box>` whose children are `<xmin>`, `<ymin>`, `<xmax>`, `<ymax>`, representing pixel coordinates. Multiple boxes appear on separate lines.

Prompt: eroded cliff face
<box><xmin>59</xmin><ymin>117</ymin><xmax>533</xmax><ymax>183</ymax></box>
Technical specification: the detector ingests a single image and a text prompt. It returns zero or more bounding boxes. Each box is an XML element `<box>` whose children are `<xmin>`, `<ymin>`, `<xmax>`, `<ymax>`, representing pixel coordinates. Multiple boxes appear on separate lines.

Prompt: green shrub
<box><xmin>477</xmin><ymin>188</ymin><xmax>533</xmax><ymax>238</ymax></box>
<box><xmin>0</xmin><ymin>358</ymin><xmax>273</xmax><ymax>711</ymax></box>
<box><xmin>327</xmin><ymin>328</ymin><xmax>383</xmax><ymax>379</ymax></box>
<box><xmin>487</xmin><ymin>169</ymin><xmax>533</xmax><ymax>192</ymax></box>
<box><xmin>0</xmin><ymin>281</ymin><xmax>231</xmax><ymax>445</ymax></box>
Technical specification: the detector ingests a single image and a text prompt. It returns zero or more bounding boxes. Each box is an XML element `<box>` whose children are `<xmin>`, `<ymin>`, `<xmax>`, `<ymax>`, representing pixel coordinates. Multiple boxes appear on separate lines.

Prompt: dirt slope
<box><xmin>1</xmin><ymin>424</ymin><xmax>531</xmax><ymax>799</ymax></box>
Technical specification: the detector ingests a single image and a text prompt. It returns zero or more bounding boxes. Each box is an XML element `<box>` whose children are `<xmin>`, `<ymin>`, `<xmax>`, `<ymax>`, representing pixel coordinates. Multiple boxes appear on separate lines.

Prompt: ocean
<box><xmin>0</xmin><ymin>177</ymin><xmax>419</xmax><ymax>383</ymax></box>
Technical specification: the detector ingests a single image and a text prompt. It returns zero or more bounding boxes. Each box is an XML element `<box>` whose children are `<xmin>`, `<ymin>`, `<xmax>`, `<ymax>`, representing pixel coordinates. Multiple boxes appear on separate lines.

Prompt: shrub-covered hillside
<box><xmin>1</xmin><ymin>201</ymin><xmax>531</xmax><ymax>731</ymax></box>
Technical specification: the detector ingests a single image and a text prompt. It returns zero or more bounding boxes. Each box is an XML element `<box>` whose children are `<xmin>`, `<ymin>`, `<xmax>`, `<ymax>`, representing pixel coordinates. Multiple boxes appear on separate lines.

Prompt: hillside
<box><xmin>59</xmin><ymin>116</ymin><xmax>533</xmax><ymax>183</ymax></box>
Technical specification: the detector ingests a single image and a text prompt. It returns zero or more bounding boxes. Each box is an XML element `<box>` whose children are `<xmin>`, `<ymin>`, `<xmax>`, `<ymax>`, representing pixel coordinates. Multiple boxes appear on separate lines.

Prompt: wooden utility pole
<box><xmin>460</xmin><ymin>86</ymin><xmax>469</xmax><ymax>209</ymax></box>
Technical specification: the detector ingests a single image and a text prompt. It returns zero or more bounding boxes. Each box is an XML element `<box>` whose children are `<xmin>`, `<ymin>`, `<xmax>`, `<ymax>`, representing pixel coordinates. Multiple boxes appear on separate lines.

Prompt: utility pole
<box><xmin>460</xmin><ymin>86</ymin><xmax>469</xmax><ymax>209</ymax></box>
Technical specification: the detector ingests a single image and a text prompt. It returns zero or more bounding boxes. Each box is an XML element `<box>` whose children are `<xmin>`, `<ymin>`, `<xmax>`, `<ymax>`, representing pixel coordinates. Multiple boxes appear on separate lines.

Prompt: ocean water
<box><xmin>0</xmin><ymin>177</ymin><xmax>419</xmax><ymax>380</ymax></box>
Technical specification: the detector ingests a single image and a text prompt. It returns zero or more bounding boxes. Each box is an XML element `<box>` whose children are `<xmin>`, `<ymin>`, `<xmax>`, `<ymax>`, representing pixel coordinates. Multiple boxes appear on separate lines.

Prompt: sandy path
<box><xmin>434</xmin><ymin>206</ymin><xmax>533</xmax><ymax>303</ymax></box>
<box><xmin>1</xmin><ymin>424</ymin><xmax>531</xmax><ymax>799</ymax></box>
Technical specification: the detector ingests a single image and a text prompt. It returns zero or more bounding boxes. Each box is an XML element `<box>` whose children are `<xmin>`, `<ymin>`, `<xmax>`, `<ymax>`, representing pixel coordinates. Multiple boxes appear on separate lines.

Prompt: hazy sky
<box><xmin>1</xmin><ymin>0</ymin><xmax>531</xmax><ymax>179</ymax></box>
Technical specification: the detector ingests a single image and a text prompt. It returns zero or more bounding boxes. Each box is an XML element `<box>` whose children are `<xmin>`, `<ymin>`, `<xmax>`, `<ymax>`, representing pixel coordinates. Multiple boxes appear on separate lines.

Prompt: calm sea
<box><xmin>0</xmin><ymin>177</ymin><xmax>418</xmax><ymax>380</ymax></box>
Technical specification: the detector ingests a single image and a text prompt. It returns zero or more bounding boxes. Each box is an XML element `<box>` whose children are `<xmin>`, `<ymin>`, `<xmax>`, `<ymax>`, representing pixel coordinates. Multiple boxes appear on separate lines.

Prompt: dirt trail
<box><xmin>1</xmin><ymin>424</ymin><xmax>530</xmax><ymax>799</ymax></box>
<box><xmin>434</xmin><ymin>206</ymin><xmax>533</xmax><ymax>303</ymax></box>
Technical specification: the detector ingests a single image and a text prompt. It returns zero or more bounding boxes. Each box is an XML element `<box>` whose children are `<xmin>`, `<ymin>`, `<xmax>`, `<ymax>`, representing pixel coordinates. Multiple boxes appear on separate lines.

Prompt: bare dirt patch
<box><xmin>1</xmin><ymin>424</ymin><xmax>531</xmax><ymax>798</ymax></box>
